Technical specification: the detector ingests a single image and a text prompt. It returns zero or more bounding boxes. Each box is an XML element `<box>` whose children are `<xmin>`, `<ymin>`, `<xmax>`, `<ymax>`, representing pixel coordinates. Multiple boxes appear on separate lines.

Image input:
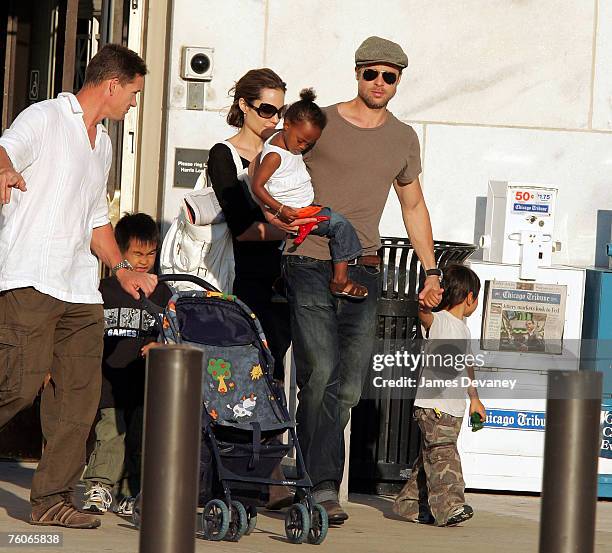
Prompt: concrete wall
<box><xmin>160</xmin><ymin>0</ymin><xmax>612</xmax><ymax>267</ymax></box>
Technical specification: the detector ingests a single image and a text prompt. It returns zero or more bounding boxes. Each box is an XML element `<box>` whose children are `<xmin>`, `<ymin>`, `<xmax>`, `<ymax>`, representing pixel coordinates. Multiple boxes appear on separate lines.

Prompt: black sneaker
<box><xmin>444</xmin><ymin>504</ymin><xmax>474</xmax><ymax>526</ymax></box>
<box><xmin>115</xmin><ymin>496</ymin><xmax>136</xmax><ymax>516</ymax></box>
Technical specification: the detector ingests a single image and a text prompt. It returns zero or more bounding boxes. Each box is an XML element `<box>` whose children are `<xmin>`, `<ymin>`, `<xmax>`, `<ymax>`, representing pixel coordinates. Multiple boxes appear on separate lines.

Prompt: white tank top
<box><xmin>260</xmin><ymin>135</ymin><xmax>314</xmax><ymax>208</ymax></box>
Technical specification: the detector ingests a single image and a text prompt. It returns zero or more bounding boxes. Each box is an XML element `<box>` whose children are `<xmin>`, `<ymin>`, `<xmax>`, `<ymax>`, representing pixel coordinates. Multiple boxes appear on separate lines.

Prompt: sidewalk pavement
<box><xmin>1</xmin><ymin>462</ymin><xmax>611</xmax><ymax>553</ymax></box>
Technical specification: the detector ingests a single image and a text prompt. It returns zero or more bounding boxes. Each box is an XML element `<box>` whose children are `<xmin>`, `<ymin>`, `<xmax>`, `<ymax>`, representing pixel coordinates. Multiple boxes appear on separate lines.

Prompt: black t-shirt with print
<box><xmin>99</xmin><ymin>276</ymin><xmax>173</xmax><ymax>409</ymax></box>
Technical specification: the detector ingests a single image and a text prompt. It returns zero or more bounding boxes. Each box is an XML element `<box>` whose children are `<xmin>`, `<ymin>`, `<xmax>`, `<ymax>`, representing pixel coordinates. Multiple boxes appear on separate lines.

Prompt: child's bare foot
<box><xmin>329</xmin><ymin>279</ymin><xmax>368</xmax><ymax>300</ymax></box>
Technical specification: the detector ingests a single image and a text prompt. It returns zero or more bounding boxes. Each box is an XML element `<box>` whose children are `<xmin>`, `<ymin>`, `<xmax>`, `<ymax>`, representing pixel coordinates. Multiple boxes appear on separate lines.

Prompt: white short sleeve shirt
<box><xmin>0</xmin><ymin>93</ymin><xmax>112</xmax><ymax>304</ymax></box>
<box><xmin>414</xmin><ymin>311</ymin><xmax>471</xmax><ymax>418</ymax></box>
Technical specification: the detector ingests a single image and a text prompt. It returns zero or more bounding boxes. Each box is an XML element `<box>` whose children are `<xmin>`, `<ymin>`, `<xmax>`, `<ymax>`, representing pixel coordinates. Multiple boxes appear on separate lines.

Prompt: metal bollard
<box><xmin>539</xmin><ymin>370</ymin><xmax>602</xmax><ymax>553</ymax></box>
<box><xmin>139</xmin><ymin>345</ymin><xmax>203</xmax><ymax>553</ymax></box>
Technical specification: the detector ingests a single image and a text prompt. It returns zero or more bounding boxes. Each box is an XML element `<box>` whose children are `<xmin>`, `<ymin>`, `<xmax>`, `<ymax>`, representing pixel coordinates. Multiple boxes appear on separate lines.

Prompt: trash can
<box><xmin>349</xmin><ymin>237</ymin><xmax>478</xmax><ymax>495</ymax></box>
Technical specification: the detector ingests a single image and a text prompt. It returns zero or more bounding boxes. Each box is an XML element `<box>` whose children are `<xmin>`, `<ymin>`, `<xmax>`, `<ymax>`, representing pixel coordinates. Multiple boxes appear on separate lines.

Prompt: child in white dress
<box><xmin>251</xmin><ymin>89</ymin><xmax>367</xmax><ymax>300</ymax></box>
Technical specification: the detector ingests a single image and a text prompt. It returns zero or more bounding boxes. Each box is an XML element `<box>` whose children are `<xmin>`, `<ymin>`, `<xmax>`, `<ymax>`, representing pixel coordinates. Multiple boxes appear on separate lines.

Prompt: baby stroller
<box><xmin>138</xmin><ymin>274</ymin><xmax>328</xmax><ymax>545</ymax></box>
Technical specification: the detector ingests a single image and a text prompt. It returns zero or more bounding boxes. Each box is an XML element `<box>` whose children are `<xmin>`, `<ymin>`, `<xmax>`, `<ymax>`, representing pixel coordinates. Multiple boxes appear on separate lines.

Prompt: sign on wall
<box><xmin>29</xmin><ymin>70</ymin><xmax>39</xmax><ymax>101</ymax></box>
<box><xmin>174</xmin><ymin>148</ymin><xmax>209</xmax><ymax>189</ymax></box>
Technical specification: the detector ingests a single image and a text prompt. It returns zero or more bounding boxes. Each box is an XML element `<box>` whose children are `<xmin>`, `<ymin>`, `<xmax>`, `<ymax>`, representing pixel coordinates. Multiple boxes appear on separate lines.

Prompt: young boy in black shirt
<box><xmin>83</xmin><ymin>214</ymin><xmax>172</xmax><ymax>515</ymax></box>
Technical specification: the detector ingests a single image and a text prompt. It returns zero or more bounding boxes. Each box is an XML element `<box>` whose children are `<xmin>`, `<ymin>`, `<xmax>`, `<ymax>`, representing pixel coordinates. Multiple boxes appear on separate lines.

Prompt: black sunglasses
<box><xmin>361</xmin><ymin>68</ymin><xmax>398</xmax><ymax>85</ymax></box>
<box><xmin>245</xmin><ymin>100</ymin><xmax>286</xmax><ymax>119</ymax></box>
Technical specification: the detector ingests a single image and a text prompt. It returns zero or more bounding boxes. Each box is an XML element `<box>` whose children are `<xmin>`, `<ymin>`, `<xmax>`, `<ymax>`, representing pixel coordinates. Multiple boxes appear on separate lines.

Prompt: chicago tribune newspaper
<box><xmin>481</xmin><ymin>280</ymin><xmax>567</xmax><ymax>355</ymax></box>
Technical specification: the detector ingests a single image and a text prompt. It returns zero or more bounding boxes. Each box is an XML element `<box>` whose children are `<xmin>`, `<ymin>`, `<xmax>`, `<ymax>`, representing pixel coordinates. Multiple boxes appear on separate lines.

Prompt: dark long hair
<box><xmin>226</xmin><ymin>68</ymin><xmax>286</xmax><ymax>128</ymax></box>
<box><xmin>437</xmin><ymin>264</ymin><xmax>481</xmax><ymax>311</ymax></box>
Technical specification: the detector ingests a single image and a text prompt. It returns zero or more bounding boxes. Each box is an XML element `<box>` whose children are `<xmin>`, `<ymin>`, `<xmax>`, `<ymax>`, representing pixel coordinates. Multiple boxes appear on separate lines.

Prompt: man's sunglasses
<box><xmin>361</xmin><ymin>68</ymin><xmax>399</xmax><ymax>85</ymax></box>
<box><xmin>245</xmin><ymin>100</ymin><xmax>286</xmax><ymax>119</ymax></box>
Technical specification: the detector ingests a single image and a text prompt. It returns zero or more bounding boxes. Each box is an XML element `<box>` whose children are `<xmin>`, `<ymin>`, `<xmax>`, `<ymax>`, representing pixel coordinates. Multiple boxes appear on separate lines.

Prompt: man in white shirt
<box><xmin>0</xmin><ymin>44</ymin><xmax>156</xmax><ymax>529</ymax></box>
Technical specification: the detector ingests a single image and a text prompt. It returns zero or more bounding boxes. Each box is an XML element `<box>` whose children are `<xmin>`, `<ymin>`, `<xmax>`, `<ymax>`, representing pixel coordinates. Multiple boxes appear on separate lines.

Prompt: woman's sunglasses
<box><xmin>361</xmin><ymin>68</ymin><xmax>399</xmax><ymax>85</ymax></box>
<box><xmin>245</xmin><ymin>100</ymin><xmax>286</xmax><ymax>119</ymax></box>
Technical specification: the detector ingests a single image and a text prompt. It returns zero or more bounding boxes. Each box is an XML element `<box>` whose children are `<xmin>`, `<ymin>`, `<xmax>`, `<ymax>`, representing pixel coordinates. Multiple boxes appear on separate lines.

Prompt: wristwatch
<box><xmin>111</xmin><ymin>259</ymin><xmax>133</xmax><ymax>275</ymax></box>
<box><xmin>425</xmin><ymin>267</ymin><xmax>443</xmax><ymax>280</ymax></box>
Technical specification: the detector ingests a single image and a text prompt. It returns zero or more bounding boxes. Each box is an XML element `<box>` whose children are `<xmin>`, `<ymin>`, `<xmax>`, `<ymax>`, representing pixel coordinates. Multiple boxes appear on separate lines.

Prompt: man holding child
<box><xmin>265</xmin><ymin>36</ymin><xmax>443</xmax><ymax>523</ymax></box>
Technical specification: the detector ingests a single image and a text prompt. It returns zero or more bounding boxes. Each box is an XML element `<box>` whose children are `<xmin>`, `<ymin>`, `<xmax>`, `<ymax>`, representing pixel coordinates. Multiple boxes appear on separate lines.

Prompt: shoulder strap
<box><xmin>220</xmin><ymin>140</ymin><xmax>246</xmax><ymax>176</ymax></box>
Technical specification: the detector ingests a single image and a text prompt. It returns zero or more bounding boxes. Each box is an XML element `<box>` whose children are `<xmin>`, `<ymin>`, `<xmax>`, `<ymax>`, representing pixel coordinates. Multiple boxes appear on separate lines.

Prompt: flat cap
<box><xmin>355</xmin><ymin>36</ymin><xmax>408</xmax><ymax>69</ymax></box>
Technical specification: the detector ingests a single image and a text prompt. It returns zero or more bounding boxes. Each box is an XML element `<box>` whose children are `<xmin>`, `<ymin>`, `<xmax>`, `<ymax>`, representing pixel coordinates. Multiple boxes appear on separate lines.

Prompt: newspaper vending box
<box><xmin>459</xmin><ymin>261</ymin><xmax>585</xmax><ymax>491</ymax></box>
<box><xmin>458</xmin><ymin>181</ymin><xmax>586</xmax><ymax>492</ymax></box>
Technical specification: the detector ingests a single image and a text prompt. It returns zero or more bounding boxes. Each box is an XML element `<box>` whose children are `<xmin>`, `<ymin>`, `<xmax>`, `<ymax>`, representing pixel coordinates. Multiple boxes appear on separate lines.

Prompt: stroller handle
<box><xmin>157</xmin><ymin>273</ymin><xmax>221</xmax><ymax>293</ymax></box>
<box><xmin>138</xmin><ymin>273</ymin><xmax>221</xmax><ymax>315</ymax></box>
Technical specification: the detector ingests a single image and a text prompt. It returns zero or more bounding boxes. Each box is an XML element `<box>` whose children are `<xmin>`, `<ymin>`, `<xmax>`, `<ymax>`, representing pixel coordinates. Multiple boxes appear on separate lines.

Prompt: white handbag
<box><xmin>160</xmin><ymin>141</ymin><xmax>245</xmax><ymax>293</ymax></box>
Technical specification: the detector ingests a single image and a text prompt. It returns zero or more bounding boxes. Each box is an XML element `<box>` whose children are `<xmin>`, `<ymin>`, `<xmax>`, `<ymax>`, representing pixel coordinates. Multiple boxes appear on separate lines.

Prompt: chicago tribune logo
<box><xmin>602</xmin><ymin>409</ymin><xmax>612</xmax><ymax>459</ymax></box>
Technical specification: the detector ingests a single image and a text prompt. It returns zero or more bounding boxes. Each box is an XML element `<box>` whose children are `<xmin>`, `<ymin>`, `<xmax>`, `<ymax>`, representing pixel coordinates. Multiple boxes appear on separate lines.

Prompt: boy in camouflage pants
<box><xmin>393</xmin><ymin>264</ymin><xmax>486</xmax><ymax>526</ymax></box>
<box><xmin>393</xmin><ymin>408</ymin><xmax>466</xmax><ymax>525</ymax></box>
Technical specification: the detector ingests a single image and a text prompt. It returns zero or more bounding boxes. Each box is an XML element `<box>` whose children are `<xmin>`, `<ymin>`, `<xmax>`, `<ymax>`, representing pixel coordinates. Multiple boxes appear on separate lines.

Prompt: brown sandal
<box><xmin>30</xmin><ymin>500</ymin><xmax>101</xmax><ymax>529</ymax></box>
<box><xmin>329</xmin><ymin>280</ymin><xmax>368</xmax><ymax>300</ymax></box>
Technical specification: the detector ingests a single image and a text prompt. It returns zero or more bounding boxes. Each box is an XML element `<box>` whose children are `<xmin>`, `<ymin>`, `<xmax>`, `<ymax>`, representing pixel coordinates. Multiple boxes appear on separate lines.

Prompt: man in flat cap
<box><xmin>266</xmin><ymin>36</ymin><xmax>442</xmax><ymax>524</ymax></box>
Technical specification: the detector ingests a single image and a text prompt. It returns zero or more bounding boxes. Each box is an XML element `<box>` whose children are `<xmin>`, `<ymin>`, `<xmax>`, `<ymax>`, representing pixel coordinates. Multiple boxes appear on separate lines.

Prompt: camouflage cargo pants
<box><xmin>393</xmin><ymin>407</ymin><xmax>464</xmax><ymax>526</ymax></box>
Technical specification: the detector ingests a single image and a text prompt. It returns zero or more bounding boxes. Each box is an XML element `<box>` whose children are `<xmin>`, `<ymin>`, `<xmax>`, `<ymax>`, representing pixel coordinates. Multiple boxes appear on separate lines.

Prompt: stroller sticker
<box><xmin>207</xmin><ymin>358</ymin><xmax>234</xmax><ymax>394</ymax></box>
<box><xmin>250</xmin><ymin>364</ymin><xmax>263</xmax><ymax>380</ymax></box>
<box><xmin>228</xmin><ymin>394</ymin><xmax>257</xmax><ymax>418</ymax></box>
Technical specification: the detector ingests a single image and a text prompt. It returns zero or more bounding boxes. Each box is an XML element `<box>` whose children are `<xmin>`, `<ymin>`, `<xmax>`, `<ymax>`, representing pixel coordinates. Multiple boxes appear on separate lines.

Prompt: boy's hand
<box><xmin>419</xmin><ymin>276</ymin><xmax>443</xmax><ymax>309</ymax></box>
<box><xmin>141</xmin><ymin>342</ymin><xmax>161</xmax><ymax>357</ymax></box>
<box><xmin>116</xmin><ymin>269</ymin><xmax>157</xmax><ymax>299</ymax></box>
<box><xmin>469</xmin><ymin>398</ymin><xmax>486</xmax><ymax>421</ymax></box>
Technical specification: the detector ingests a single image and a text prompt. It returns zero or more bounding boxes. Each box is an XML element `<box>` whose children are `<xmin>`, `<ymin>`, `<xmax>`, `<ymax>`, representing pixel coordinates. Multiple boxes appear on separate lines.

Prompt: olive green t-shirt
<box><xmin>286</xmin><ymin>104</ymin><xmax>422</xmax><ymax>260</ymax></box>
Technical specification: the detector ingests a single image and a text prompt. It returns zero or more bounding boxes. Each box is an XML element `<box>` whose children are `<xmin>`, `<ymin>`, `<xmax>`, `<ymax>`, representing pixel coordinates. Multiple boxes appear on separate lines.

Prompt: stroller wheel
<box><xmin>225</xmin><ymin>500</ymin><xmax>248</xmax><ymax>542</ymax></box>
<box><xmin>285</xmin><ymin>503</ymin><xmax>310</xmax><ymax>544</ymax></box>
<box><xmin>308</xmin><ymin>504</ymin><xmax>329</xmax><ymax>545</ymax></box>
<box><xmin>201</xmin><ymin>499</ymin><xmax>230</xmax><ymax>541</ymax></box>
<box><xmin>245</xmin><ymin>505</ymin><xmax>258</xmax><ymax>536</ymax></box>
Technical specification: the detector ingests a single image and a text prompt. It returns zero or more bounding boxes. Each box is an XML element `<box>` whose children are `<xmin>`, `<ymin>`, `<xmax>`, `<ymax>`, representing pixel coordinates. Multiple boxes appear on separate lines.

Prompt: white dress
<box><xmin>260</xmin><ymin>136</ymin><xmax>314</xmax><ymax>209</ymax></box>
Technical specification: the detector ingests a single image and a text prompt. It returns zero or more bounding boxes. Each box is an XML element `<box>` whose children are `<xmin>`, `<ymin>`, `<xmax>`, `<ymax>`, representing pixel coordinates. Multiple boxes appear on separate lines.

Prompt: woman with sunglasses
<box><xmin>206</xmin><ymin>69</ymin><xmax>294</xmax><ymax>510</ymax></box>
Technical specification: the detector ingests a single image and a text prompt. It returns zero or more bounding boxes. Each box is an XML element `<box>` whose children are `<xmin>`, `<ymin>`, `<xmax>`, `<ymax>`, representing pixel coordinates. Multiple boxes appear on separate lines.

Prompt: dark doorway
<box><xmin>0</xmin><ymin>0</ymin><xmax>119</xmax><ymax>131</ymax></box>
<box><xmin>0</xmin><ymin>0</ymin><xmax>76</xmax><ymax>131</ymax></box>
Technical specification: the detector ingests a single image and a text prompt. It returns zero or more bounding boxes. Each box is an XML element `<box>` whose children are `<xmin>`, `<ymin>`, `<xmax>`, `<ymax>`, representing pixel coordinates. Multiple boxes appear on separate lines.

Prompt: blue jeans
<box><xmin>282</xmin><ymin>255</ymin><xmax>380</xmax><ymax>488</ymax></box>
<box><xmin>310</xmin><ymin>207</ymin><xmax>362</xmax><ymax>263</ymax></box>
